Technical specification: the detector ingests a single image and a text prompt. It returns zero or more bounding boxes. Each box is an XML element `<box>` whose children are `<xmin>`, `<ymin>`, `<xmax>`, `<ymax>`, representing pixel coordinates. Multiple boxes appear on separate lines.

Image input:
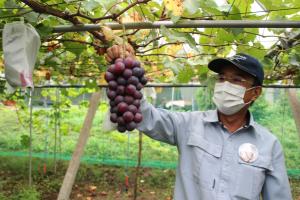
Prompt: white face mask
<box><xmin>213</xmin><ymin>81</ymin><xmax>254</xmax><ymax>115</ymax></box>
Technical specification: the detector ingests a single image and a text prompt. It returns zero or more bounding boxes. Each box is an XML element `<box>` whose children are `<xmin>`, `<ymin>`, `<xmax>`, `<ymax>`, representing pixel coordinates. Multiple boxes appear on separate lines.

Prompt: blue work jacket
<box><xmin>137</xmin><ymin>101</ymin><xmax>292</xmax><ymax>200</ymax></box>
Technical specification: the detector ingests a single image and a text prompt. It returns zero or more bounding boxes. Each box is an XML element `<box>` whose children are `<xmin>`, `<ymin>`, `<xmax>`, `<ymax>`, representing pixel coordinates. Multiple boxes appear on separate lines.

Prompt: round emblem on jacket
<box><xmin>238</xmin><ymin>143</ymin><xmax>258</xmax><ymax>163</ymax></box>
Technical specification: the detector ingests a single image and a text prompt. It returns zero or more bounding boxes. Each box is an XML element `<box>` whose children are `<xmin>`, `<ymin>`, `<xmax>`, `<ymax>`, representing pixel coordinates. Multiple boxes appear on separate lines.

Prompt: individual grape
<box><xmin>136</xmin><ymin>83</ymin><xmax>143</xmax><ymax>91</ymax></box>
<box><xmin>132</xmin><ymin>67</ymin><xmax>144</xmax><ymax>78</ymax></box>
<box><xmin>109</xmin><ymin>100</ymin><xmax>115</xmax><ymax>107</ymax></box>
<box><xmin>133</xmin><ymin>99</ymin><xmax>140</xmax><ymax>108</ymax></box>
<box><xmin>110</xmin><ymin>106</ymin><xmax>118</xmax><ymax>114</ymax></box>
<box><xmin>124</xmin><ymin>57</ymin><xmax>134</xmax><ymax>69</ymax></box>
<box><xmin>108</xmin><ymin>80</ymin><xmax>118</xmax><ymax>90</ymax></box>
<box><xmin>124</xmin><ymin>96</ymin><xmax>134</xmax><ymax>104</ymax></box>
<box><xmin>117</xmin><ymin>102</ymin><xmax>128</xmax><ymax>113</ymax></box>
<box><xmin>128</xmin><ymin>105</ymin><xmax>138</xmax><ymax>114</ymax></box>
<box><xmin>123</xmin><ymin>111</ymin><xmax>134</xmax><ymax>123</ymax></box>
<box><xmin>107</xmin><ymin>64</ymin><xmax>115</xmax><ymax>73</ymax></box>
<box><xmin>140</xmin><ymin>77</ymin><xmax>148</xmax><ymax>85</ymax></box>
<box><xmin>104</xmin><ymin>72</ymin><xmax>115</xmax><ymax>82</ymax></box>
<box><xmin>117</xmin><ymin>125</ymin><xmax>127</xmax><ymax>133</ymax></box>
<box><xmin>116</xmin><ymin>85</ymin><xmax>125</xmax><ymax>95</ymax></box>
<box><xmin>133</xmin><ymin>91</ymin><xmax>143</xmax><ymax>99</ymax></box>
<box><xmin>127</xmin><ymin>76</ymin><xmax>139</xmax><ymax>85</ymax></box>
<box><xmin>126</xmin><ymin>121</ymin><xmax>136</xmax><ymax>131</ymax></box>
<box><xmin>133</xmin><ymin>60</ymin><xmax>141</xmax><ymax>68</ymax></box>
<box><xmin>114</xmin><ymin>95</ymin><xmax>124</xmax><ymax>105</ymax></box>
<box><xmin>114</xmin><ymin>58</ymin><xmax>123</xmax><ymax>64</ymax></box>
<box><xmin>117</xmin><ymin>117</ymin><xmax>125</xmax><ymax>126</ymax></box>
<box><xmin>117</xmin><ymin>77</ymin><xmax>127</xmax><ymax>85</ymax></box>
<box><xmin>125</xmin><ymin>84</ymin><xmax>136</xmax><ymax>96</ymax></box>
<box><xmin>107</xmin><ymin>90</ymin><xmax>117</xmax><ymax>100</ymax></box>
<box><xmin>123</xmin><ymin>69</ymin><xmax>133</xmax><ymax>79</ymax></box>
<box><xmin>134</xmin><ymin>113</ymin><xmax>143</xmax><ymax>123</ymax></box>
<box><xmin>114</xmin><ymin>62</ymin><xmax>125</xmax><ymax>75</ymax></box>
<box><xmin>110</xmin><ymin>113</ymin><xmax>118</xmax><ymax>123</ymax></box>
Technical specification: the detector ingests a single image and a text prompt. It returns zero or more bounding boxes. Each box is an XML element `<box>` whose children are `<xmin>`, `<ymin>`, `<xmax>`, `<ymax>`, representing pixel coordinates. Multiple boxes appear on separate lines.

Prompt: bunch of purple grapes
<box><xmin>105</xmin><ymin>57</ymin><xmax>147</xmax><ymax>132</ymax></box>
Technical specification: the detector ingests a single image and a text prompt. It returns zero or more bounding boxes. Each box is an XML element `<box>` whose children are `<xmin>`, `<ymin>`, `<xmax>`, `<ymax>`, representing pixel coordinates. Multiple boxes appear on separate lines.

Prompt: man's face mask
<box><xmin>213</xmin><ymin>81</ymin><xmax>255</xmax><ymax>115</ymax></box>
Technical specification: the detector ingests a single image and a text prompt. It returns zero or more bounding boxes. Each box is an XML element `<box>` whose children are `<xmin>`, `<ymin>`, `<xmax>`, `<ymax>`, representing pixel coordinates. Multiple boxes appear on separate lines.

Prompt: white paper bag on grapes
<box><xmin>2</xmin><ymin>21</ymin><xmax>41</xmax><ymax>93</ymax></box>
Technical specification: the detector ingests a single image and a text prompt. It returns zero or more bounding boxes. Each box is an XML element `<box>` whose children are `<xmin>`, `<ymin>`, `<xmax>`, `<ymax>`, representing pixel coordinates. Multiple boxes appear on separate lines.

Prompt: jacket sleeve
<box><xmin>262</xmin><ymin>140</ymin><xmax>292</xmax><ymax>200</ymax></box>
<box><xmin>137</xmin><ymin>100</ymin><xmax>188</xmax><ymax>145</ymax></box>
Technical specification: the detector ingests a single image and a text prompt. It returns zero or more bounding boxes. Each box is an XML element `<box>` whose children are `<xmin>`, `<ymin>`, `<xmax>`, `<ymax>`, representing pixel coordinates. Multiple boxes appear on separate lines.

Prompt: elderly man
<box><xmin>106</xmin><ymin>45</ymin><xmax>292</xmax><ymax>200</ymax></box>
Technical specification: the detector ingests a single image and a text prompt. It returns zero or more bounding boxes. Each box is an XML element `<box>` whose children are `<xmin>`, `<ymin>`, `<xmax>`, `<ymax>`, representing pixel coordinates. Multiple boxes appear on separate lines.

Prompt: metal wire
<box><xmin>52</xmin><ymin>20</ymin><xmax>300</xmax><ymax>32</ymax></box>
<box><xmin>30</xmin><ymin>83</ymin><xmax>300</xmax><ymax>88</ymax></box>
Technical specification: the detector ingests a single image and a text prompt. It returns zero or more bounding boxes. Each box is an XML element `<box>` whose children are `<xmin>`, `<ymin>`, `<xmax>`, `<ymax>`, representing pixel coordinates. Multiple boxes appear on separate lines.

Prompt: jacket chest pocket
<box><xmin>187</xmin><ymin>135</ymin><xmax>222</xmax><ymax>191</ymax></box>
<box><xmin>232</xmin><ymin>156</ymin><xmax>273</xmax><ymax>200</ymax></box>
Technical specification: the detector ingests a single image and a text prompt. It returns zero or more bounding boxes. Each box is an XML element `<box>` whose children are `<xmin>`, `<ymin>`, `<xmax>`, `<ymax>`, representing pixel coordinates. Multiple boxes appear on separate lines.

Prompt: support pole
<box><xmin>57</xmin><ymin>92</ymin><xmax>101</xmax><ymax>200</ymax></box>
<box><xmin>287</xmin><ymin>89</ymin><xmax>300</xmax><ymax>141</ymax></box>
<box><xmin>53</xmin><ymin>20</ymin><xmax>300</xmax><ymax>32</ymax></box>
<box><xmin>28</xmin><ymin>88</ymin><xmax>33</xmax><ymax>186</ymax></box>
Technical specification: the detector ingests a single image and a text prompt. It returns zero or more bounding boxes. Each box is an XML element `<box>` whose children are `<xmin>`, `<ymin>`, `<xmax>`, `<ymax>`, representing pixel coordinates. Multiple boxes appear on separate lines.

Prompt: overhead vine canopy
<box><xmin>0</xmin><ymin>0</ymin><xmax>300</xmax><ymax>86</ymax></box>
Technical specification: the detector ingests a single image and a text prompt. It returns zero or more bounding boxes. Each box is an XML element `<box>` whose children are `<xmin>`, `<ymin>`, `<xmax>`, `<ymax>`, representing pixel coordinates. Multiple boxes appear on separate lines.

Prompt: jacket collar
<box><xmin>202</xmin><ymin>109</ymin><xmax>255</xmax><ymax>128</ymax></box>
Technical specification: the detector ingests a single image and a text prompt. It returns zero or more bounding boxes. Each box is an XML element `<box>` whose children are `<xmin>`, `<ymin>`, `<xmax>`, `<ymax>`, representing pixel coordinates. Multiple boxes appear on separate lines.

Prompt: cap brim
<box><xmin>208</xmin><ymin>58</ymin><xmax>257</xmax><ymax>79</ymax></box>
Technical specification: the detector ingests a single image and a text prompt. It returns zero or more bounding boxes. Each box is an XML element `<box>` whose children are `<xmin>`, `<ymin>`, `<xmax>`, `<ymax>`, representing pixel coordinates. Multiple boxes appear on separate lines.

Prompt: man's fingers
<box><xmin>105</xmin><ymin>54</ymin><xmax>112</xmax><ymax>63</ymax></box>
<box><xmin>125</xmin><ymin>52</ymin><xmax>130</xmax><ymax>57</ymax></box>
<box><xmin>125</xmin><ymin>51</ymin><xmax>135</xmax><ymax>59</ymax></box>
<box><xmin>105</xmin><ymin>44</ymin><xmax>135</xmax><ymax>63</ymax></box>
<box><xmin>111</xmin><ymin>46</ymin><xmax>120</xmax><ymax>58</ymax></box>
<box><xmin>125</xmin><ymin>44</ymin><xmax>135</xmax><ymax>54</ymax></box>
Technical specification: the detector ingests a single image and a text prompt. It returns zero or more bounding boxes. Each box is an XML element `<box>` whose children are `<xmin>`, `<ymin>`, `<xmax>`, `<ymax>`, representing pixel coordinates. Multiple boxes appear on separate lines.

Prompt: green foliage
<box><xmin>0</xmin><ymin>0</ymin><xmax>299</xmax><ymax>86</ymax></box>
<box><xmin>11</xmin><ymin>186</ymin><xmax>40</xmax><ymax>200</ymax></box>
<box><xmin>20</xmin><ymin>135</ymin><xmax>30</xmax><ymax>148</ymax></box>
<box><xmin>0</xmin><ymin>193</ymin><xmax>6</xmax><ymax>200</ymax></box>
<box><xmin>195</xmin><ymin>87</ymin><xmax>215</xmax><ymax>111</ymax></box>
<box><xmin>177</xmin><ymin>65</ymin><xmax>194</xmax><ymax>83</ymax></box>
<box><xmin>249</xmin><ymin>96</ymin><xmax>269</xmax><ymax>123</ymax></box>
<box><xmin>160</xmin><ymin>26</ymin><xmax>197</xmax><ymax>51</ymax></box>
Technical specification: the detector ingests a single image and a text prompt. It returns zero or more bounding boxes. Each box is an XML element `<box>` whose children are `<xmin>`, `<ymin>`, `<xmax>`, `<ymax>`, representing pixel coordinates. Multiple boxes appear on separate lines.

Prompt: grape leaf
<box><xmin>177</xmin><ymin>65</ymin><xmax>194</xmax><ymax>83</ymax></box>
<box><xmin>63</xmin><ymin>42</ymin><xmax>86</xmax><ymax>57</ymax></box>
<box><xmin>184</xmin><ymin>0</ymin><xmax>199</xmax><ymax>14</ymax></box>
<box><xmin>160</xmin><ymin>26</ymin><xmax>197</xmax><ymax>51</ymax></box>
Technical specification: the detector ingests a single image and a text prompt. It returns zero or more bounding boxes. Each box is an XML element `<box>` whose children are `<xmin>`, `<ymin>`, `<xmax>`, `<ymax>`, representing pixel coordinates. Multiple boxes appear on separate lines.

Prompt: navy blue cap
<box><xmin>208</xmin><ymin>53</ymin><xmax>264</xmax><ymax>85</ymax></box>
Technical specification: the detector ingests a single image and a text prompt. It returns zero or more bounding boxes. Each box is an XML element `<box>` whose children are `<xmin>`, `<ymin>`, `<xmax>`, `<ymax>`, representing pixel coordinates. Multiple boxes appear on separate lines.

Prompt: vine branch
<box><xmin>136</xmin><ymin>53</ymin><xmax>216</xmax><ymax>58</ymax></box>
<box><xmin>92</xmin><ymin>0</ymin><xmax>152</xmax><ymax>22</ymax></box>
<box><xmin>20</xmin><ymin>0</ymin><xmax>107</xmax><ymax>44</ymax></box>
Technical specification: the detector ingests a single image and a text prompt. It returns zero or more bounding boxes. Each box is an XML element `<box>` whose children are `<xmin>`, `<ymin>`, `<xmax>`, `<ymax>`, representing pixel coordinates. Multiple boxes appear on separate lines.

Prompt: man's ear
<box><xmin>252</xmin><ymin>86</ymin><xmax>262</xmax><ymax>101</ymax></box>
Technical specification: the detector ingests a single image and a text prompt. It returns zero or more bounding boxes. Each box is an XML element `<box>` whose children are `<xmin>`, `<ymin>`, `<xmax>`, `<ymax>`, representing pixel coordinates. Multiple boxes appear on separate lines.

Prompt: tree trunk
<box><xmin>57</xmin><ymin>92</ymin><xmax>101</xmax><ymax>200</ymax></box>
<box><xmin>287</xmin><ymin>88</ymin><xmax>300</xmax><ymax>140</ymax></box>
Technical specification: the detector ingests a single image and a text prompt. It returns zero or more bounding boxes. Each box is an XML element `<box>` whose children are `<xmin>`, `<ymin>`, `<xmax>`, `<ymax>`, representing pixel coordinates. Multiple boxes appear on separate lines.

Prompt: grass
<box><xmin>0</xmin><ymin>157</ymin><xmax>175</xmax><ymax>200</ymax></box>
<box><xmin>0</xmin><ymin>156</ymin><xmax>298</xmax><ymax>199</ymax></box>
